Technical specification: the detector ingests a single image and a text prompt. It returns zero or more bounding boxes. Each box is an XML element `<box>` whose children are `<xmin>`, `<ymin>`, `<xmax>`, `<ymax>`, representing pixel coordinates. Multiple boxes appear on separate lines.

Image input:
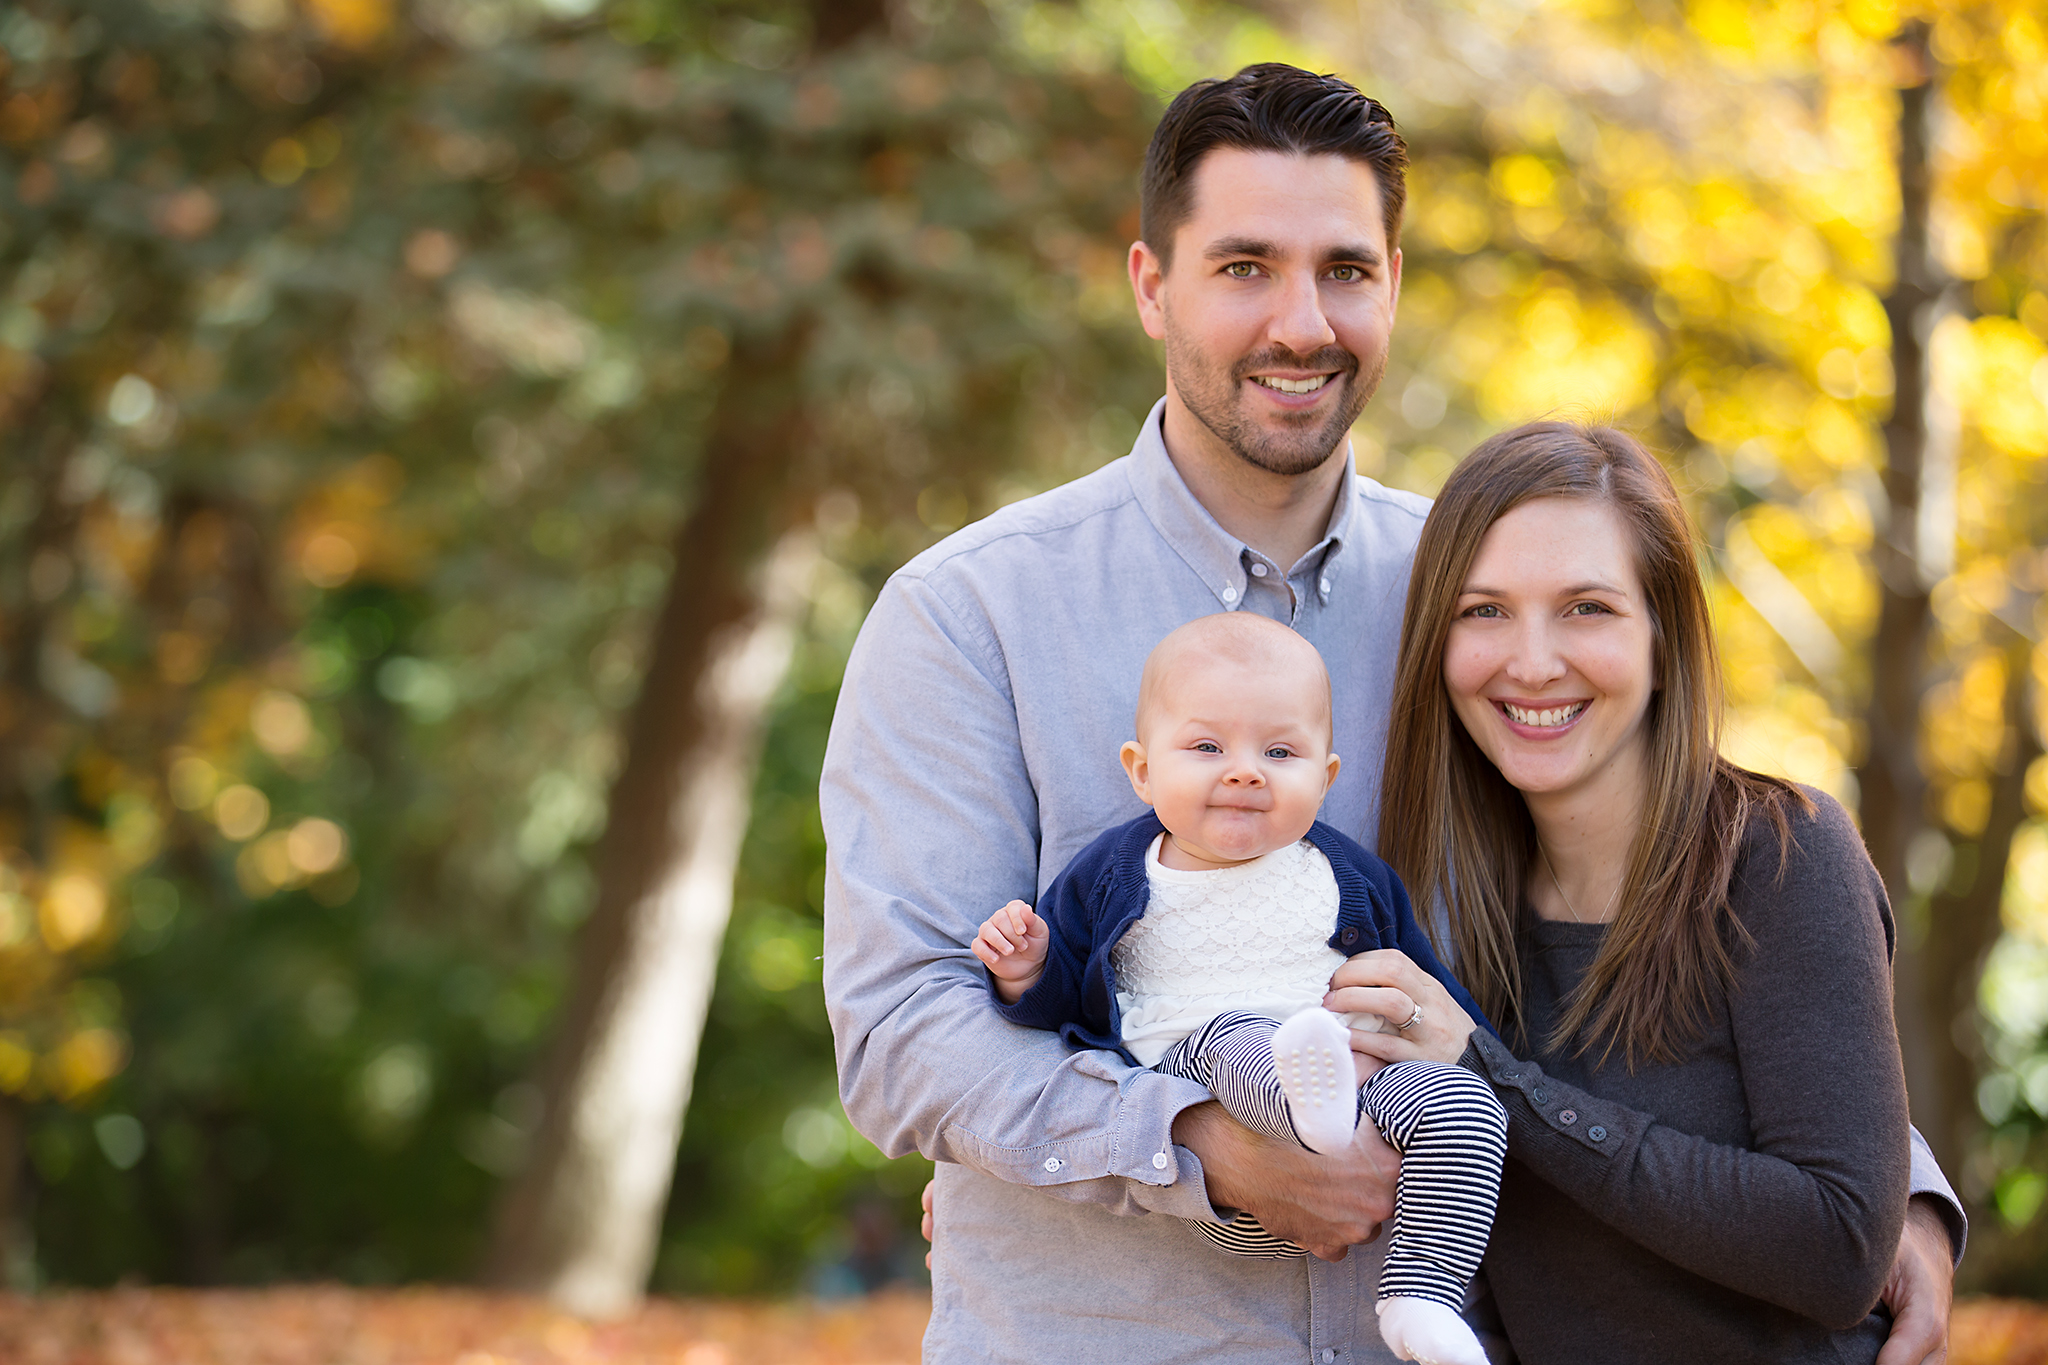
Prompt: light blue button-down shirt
<box><xmin>822</xmin><ymin>399</ymin><xmax>1429</xmax><ymax>1363</ymax></box>
<box><xmin>820</xmin><ymin>399</ymin><xmax>1960</xmax><ymax>1364</ymax></box>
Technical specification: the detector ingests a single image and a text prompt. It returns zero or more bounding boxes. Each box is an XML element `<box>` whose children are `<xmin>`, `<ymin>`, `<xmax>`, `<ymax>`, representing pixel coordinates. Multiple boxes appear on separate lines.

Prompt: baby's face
<box><xmin>1123</xmin><ymin>656</ymin><xmax>1337</xmax><ymax>869</ymax></box>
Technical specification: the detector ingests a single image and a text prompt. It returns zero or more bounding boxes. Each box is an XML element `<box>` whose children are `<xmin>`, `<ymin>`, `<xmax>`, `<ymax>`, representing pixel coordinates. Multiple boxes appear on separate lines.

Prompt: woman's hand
<box><xmin>1325</xmin><ymin>948</ymin><xmax>1477</xmax><ymax>1066</ymax></box>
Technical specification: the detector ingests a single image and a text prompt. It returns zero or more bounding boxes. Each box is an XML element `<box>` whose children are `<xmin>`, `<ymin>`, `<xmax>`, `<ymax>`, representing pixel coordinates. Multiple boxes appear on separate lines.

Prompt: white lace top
<box><xmin>1112</xmin><ymin>834</ymin><xmax>1360</xmax><ymax>1066</ymax></box>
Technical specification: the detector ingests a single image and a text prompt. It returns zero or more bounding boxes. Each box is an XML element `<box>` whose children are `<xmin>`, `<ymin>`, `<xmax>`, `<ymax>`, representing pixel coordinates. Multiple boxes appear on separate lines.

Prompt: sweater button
<box><xmin>1531</xmin><ymin>1089</ymin><xmax>1547</xmax><ymax>1105</ymax></box>
<box><xmin>1339</xmin><ymin>928</ymin><xmax>1359</xmax><ymax>948</ymax></box>
<box><xmin>1588</xmin><ymin>1125</ymin><xmax>1607</xmax><ymax>1141</ymax></box>
<box><xmin>1559</xmin><ymin>1109</ymin><xmax>1577</xmax><ymax>1125</ymax></box>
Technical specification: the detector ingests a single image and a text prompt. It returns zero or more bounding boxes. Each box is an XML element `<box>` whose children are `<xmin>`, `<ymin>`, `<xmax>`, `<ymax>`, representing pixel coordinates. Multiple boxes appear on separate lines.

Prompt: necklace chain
<box><xmin>1539</xmin><ymin>845</ymin><xmax>1621</xmax><ymax>925</ymax></box>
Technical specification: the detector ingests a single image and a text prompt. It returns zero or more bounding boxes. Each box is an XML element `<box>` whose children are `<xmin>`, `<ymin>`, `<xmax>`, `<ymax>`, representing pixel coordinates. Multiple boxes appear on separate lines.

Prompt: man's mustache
<box><xmin>1230</xmin><ymin>347</ymin><xmax>1360</xmax><ymax>381</ymax></box>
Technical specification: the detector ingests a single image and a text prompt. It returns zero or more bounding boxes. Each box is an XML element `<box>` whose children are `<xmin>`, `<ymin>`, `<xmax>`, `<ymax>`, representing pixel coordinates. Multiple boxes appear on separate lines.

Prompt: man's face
<box><xmin>1130</xmin><ymin>149</ymin><xmax>1401</xmax><ymax>477</ymax></box>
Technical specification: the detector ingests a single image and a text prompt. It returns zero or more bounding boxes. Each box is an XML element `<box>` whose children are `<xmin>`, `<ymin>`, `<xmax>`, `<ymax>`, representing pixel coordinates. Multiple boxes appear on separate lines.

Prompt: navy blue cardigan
<box><xmin>994</xmin><ymin>812</ymin><xmax>1495</xmax><ymax>1065</ymax></box>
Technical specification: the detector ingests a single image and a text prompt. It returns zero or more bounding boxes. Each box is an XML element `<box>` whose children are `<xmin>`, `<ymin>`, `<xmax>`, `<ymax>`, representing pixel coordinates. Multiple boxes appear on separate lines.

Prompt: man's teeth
<box><xmin>1504</xmin><ymin>702</ymin><xmax>1586</xmax><ymax>728</ymax></box>
<box><xmin>1252</xmin><ymin>375</ymin><xmax>1329</xmax><ymax>394</ymax></box>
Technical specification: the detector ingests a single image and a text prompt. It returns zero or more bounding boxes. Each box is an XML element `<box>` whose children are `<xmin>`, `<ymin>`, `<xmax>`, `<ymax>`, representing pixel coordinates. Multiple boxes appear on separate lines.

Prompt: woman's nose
<box><xmin>1504</xmin><ymin>621</ymin><xmax>1567</xmax><ymax>686</ymax></box>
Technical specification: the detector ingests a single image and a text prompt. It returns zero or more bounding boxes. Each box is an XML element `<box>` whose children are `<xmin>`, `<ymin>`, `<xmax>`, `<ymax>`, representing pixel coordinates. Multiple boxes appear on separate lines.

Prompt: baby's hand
<box><xmin>973</xmin><ymin>899</ymin><xmax>1049</xmax><ymax>1003</ymax></box>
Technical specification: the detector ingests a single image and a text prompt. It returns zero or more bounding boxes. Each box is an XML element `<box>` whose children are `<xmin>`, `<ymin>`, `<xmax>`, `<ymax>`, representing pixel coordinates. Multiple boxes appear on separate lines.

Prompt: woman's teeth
<box><xmin>1252</xmin><ymin>375</ymin><xmax>1329</xmax><ymax>394</ymax></box>
<box><xmin>1504</xmin><ymin>702</ymin><xmax>1586</xmax><ymax>728</ymax></box>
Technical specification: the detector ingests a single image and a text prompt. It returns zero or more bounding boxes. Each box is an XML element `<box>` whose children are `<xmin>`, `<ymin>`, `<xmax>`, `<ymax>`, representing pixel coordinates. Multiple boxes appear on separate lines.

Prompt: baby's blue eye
<box><xmin>1266</xmin><ymin>747</ymin><xmax>1293</xmax><ymax>760</ymax></box>
<box><xmin>1193</xmin><ymin>741</ymin><xmax>1222</xmax><ymax>753</ymax></box>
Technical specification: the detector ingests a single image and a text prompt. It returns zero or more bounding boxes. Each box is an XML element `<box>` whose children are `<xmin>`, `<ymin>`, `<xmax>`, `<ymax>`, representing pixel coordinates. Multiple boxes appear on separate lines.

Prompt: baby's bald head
<box><xmin>1135</xmin><ymin>613</ymin><xmax>1334</xmax><ymax>747</ymax></box>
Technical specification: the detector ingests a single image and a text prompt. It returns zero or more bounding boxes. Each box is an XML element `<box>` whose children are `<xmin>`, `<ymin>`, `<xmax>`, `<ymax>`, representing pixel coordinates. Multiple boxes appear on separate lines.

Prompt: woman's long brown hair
<box><xmin>1377</xmin><ymin>422</ymin><xmax>1808</xmax><ymax>1068</ymax></box>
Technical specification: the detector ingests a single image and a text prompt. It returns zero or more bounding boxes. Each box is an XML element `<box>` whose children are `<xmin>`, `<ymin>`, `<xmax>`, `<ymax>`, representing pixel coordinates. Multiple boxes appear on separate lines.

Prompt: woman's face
<box><xmin>1443</xmin><ymin>496</ymin><xmax>1658</xmax><ymax>809</ymax></box>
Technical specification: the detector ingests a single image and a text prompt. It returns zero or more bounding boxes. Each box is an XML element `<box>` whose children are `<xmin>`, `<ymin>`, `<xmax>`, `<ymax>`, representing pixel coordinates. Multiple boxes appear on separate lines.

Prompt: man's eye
<box><xmin>1328</xmin><ymin>264</ymin><xmax>1362</xmax><ymax>282</ymax></box>
<box><xmin>1224</xmin><ymin>262</ymin><xmax>1258</xmax><ymax>279</ymax></box>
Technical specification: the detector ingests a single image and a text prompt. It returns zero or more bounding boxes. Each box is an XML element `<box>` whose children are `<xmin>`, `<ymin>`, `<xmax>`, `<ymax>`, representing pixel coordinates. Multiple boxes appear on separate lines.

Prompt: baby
<box><xmin>973</xmin><ymin>612</ymin><xmax>1507</xmax><ymax>1365</ymax></box>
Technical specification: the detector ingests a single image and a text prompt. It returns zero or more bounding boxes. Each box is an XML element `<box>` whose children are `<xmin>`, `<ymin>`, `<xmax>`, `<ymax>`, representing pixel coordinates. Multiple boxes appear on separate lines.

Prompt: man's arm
<box><xmin>822</xmin><ymin>572</ymin><xmax>1214</xmax><ymax>1215</ymax></box>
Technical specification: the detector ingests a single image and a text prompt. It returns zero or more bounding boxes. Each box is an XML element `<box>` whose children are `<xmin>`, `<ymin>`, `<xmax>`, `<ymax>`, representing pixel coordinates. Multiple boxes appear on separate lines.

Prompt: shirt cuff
<box><xmin>1907</xmin><ymin>1126</ymin><xmax>1968</xmax><ymax>1265</ymax></box>
<box><xmin>939</xmin><ymin>1057</ymin><xmax>1220</xmax><ymax>1217</ymax></box>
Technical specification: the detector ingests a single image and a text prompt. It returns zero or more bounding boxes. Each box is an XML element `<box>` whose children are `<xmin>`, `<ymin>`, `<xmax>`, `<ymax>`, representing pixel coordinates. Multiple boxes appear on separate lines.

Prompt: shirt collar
<box><xmin>1126</xmin><ymin>396</ymin><xmax>1355</xmax><ymax>611</ymax></box>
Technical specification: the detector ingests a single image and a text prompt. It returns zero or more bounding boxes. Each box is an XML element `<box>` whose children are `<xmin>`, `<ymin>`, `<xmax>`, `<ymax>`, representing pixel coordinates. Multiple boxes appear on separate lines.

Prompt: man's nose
<box><xmin>1268</xmin><ymin>270</ymin><xmax>1336</xmax><ymax>356</ymax></box>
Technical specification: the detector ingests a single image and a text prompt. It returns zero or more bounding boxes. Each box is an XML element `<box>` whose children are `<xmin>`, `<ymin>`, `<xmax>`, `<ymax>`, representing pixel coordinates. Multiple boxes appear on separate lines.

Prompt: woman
<box><xmin>1338</xmin><ymin>421</ymin><xmax>1909</xmax><ymax>1362</ymax></box>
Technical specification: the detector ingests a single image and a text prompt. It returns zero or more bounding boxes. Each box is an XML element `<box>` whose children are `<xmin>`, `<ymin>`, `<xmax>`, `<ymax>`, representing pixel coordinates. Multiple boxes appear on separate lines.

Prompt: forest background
<box><xmin>2</xmin><ymin>0</ymin><xmax>2047</xmax><ymax>1315</ymax></box>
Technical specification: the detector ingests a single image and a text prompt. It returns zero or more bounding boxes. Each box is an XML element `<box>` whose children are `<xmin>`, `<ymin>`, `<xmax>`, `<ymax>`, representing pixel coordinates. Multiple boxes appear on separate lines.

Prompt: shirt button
<box><xmin>1319</xmin><ymin>576</ymin><xmax>1332</xmax><ymax>594</ymax></box>
<box><xmin>1588</xmin><ymin>1125</ymin><xmax>1607</xmax><ymax>1141</ymax></box>
<box><xmin>1152</xmin><ymin>1151</ymin><xmax>1169</xmax><ymax>1170</ymax></box>
<box><xmin>1043</xmin><ymin>1157</ymin><xmax>1062</xmax><ymax>1173</ymax></box>
<box><xmin>1220</xmin><ymin>585</ymin><xmax>1238</xmax><ymax>603</ymax></box>
<box><xmin>1321</xmin><ymin>1351</ymin><xmax>1336</xmax><ymax>1363</ymax></box>
<box><xmin>1559</xmin><ymin>1109</ymin><xmax>1577</xmax><ymax>1125</ymax></box>
<box><xmin>1250</xmin><ymin>563</ymin><xmax>1268</xmax><ymax>577</ymax></box>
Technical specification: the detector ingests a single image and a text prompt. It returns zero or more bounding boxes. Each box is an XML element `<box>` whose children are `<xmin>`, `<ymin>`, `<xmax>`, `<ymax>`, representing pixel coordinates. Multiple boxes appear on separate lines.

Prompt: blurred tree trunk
<box><xmin>484</xmin><ymin>329</ymin><xmax>820</xmax><ymax>1314</ymax></box>
<box><xmin>1857</xmin><ymin>21</ymin><xmax>1953</xmax><ymax>1156</ymax></box>
<box><xmin>1919</xmin><ymin>645</ymin><xmax>2043</xmax><ymax>1173</ymax></box>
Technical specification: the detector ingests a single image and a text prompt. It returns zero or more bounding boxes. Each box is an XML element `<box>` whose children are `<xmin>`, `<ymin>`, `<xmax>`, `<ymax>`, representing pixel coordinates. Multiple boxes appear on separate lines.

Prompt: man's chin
<box><xmin>1229</xmin><ymin>413</ymin><xmax>1351</xmax><ymax>475</ymax></box>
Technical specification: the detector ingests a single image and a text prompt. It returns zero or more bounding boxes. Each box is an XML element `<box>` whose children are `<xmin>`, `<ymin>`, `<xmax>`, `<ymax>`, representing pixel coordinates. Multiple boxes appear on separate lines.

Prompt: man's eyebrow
<box><xmin>1203</xmin><ymin>236</ymin><xmax>1281</xmax><ymax>262</ymax></box>
<box><xmin>1199</xmin><ymin>237</ymin><xmax>1386</xmax><ymax>269</ymax></box>
<box><xmin>1321</xmin><ymin>243</ymin><xmax>1384</xmax><ymax>268</ymax></box>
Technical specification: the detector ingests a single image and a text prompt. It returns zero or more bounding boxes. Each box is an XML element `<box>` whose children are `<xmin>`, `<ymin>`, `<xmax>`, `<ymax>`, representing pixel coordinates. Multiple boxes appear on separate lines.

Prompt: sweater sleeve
<box><xmin>1459</xmin><ymin>794</ymin><xmax>1910</xmax><ymax>1329</ymax></box>
<box><xmin>993</xmin><ymin>836</ymin><xmax>1109</xmax><ymax>1037</ymax></box>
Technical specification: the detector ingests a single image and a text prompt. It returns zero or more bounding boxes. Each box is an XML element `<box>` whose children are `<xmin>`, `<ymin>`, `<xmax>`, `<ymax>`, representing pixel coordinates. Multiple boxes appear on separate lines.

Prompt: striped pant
<box><xmin>1155</xmin><ymin>1010</ymin><xmax>1508</xmax><ymax>1310</ymax></box>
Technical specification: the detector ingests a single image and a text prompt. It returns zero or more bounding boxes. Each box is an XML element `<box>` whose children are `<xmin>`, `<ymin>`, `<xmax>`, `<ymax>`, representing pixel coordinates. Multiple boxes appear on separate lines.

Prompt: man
<box><xmin>822</xmin><ymin>64</ymin><xmax>1959</xmax><ymax>1363</ymax></box>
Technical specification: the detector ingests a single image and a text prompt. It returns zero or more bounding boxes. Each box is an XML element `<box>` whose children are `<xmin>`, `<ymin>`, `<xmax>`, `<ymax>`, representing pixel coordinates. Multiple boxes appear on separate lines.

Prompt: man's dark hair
<box><xmin>1140</xmin><ymin>63</ymin><xmax>1407</xmax><ymax>268</ymax></box>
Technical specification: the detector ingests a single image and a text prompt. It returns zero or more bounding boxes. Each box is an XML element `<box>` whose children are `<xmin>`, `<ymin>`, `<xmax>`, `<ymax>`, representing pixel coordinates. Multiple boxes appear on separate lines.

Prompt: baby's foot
<box><xmin>1375</xmin><ymin>1295</ymin><xmax>1488</xmax><ymax>1365</ymax></box>
<box><xmin>1272</xmin><ymin>1008</ymin><xmax>1358</xmax><ymax>1154</ymax></box>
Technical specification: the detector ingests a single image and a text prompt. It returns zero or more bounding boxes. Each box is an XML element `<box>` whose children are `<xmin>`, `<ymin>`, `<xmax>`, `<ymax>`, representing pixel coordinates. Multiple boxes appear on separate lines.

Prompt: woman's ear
<box><xmin>1120</xmin><ymin>740</ymin><xmax>1152</xmax><ymax>805</ymax></box>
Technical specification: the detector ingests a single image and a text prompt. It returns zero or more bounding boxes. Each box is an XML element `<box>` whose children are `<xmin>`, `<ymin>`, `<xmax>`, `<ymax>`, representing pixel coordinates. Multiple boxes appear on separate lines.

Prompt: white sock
<box><xmin>1271</xmin><ymin>1008</ymin><xmax>1358</xmax><ymax>1154</ymax></box>
<box><xmin>1376</xmin><ymin>1296</ymin><xmax>1488</xmax><ymax>1365</ymax></box>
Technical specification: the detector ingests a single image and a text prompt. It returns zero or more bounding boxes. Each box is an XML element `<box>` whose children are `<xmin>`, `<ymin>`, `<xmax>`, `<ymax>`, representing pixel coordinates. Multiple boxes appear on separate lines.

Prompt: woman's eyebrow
<box><xmin>1458</xmin><ymin>580</ymin><xmax>1627</xmax><ymax>597</ymax></box>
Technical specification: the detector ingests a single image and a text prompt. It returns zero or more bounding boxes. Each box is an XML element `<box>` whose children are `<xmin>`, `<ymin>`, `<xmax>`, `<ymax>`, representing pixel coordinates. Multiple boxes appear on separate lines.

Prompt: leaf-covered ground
<box><xmin>0</xmin><ymin>1289</ymin><xmax>2043</xmax><ymax>1363</ymax></box>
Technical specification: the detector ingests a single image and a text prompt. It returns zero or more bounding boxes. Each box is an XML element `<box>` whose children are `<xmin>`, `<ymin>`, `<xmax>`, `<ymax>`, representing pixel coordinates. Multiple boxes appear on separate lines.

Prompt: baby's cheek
<box><xmin>1352</xmin><ymin>1052</ymin><xmax>1385</xmax><ymax>1086</ymax></box>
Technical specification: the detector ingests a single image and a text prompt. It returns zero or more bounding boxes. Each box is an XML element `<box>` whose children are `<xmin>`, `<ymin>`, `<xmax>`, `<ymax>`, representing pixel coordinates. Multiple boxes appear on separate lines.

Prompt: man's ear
<box><xmin>1385</xmin><ymin>246</ymin><xmax>1402</xmax><ymax>327</ymax></box>
<box><xmin>1120</xmin><ymin>739</ymin><xmax>1153</xmax><ymax>805</ymax></box>
<box><xmin>1128</xmin><ymin>240</ymin><xmax>1168</xmax><ymax>341</ymax></box>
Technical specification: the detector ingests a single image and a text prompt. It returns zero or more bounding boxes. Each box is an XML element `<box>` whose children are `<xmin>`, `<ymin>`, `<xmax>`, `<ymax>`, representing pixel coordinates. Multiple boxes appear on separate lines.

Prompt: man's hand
<box><xmin>921</xmin><ymin>1178</ymin><xmax>936</xmax><ymax>1270</ymax></box>
<box><xmin>971</xmin><ymin>900</ymin><xmax>1049</xmax><ymax>1003</ymax></box>
<box><xmin>1875</xmin><ymin>1195</ymin><xmax>1955</xmax><ymax>1365</ymax></box>
<box><xmin>1170</xmin><ymin>1101</ymin><xmax>1398</xmax><ymax>1261</ymax></box>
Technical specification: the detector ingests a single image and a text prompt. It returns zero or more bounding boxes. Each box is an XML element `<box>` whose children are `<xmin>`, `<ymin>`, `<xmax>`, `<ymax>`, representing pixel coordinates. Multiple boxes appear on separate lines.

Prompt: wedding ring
<box><xmin>1397</xmin><ymin>1005</ymin><xmax>1424</xmax><ymax>1032</ymax></box>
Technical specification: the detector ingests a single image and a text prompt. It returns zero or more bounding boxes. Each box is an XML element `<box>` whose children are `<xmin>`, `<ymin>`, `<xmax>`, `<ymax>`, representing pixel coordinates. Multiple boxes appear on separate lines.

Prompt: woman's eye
<box><xmin>1567</xmin><ymin>601</ymin><xmax>1610</xmax><ymax>617</ymax></box>
<box><xmin>1462</xmin><ymin>603</ymin><xmax>1503</xmax><ymax>618</ymax></box>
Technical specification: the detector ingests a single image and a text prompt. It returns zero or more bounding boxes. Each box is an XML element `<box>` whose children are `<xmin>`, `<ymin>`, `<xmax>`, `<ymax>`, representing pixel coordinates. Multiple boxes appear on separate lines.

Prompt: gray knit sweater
<box><xmin>1458</xmin><ymin>788</ymin><xmax>1910</xmax><ymax>1364</ymax></box>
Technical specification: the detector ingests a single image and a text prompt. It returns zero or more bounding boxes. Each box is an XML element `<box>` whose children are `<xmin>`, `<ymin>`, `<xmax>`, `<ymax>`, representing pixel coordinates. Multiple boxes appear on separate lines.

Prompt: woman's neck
<box><xmin>1523</xmin><ymin>760</ymin><xmax>1648</xmax><ymax>925</ymax></box>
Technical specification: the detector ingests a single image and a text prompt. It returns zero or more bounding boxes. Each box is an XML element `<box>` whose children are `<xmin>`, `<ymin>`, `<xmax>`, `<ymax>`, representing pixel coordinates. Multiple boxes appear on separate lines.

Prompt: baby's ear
<box><xmin>1325</xmin><ymin>751</ymin><xmax>1342</xmax><ymax>789</ymax></box>
<box><xmin>1119</xmin><ymin>740</ymin><xmax>1152</xmax><ymax>803</ymax></box>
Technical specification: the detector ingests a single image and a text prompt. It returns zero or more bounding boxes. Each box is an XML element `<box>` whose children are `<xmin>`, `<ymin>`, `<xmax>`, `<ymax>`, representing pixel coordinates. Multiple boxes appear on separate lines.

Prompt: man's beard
<box><xmin>1165</xmin><ymin>336</ymin><xmax>1385</xmax><ymax>476</ymax></box>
